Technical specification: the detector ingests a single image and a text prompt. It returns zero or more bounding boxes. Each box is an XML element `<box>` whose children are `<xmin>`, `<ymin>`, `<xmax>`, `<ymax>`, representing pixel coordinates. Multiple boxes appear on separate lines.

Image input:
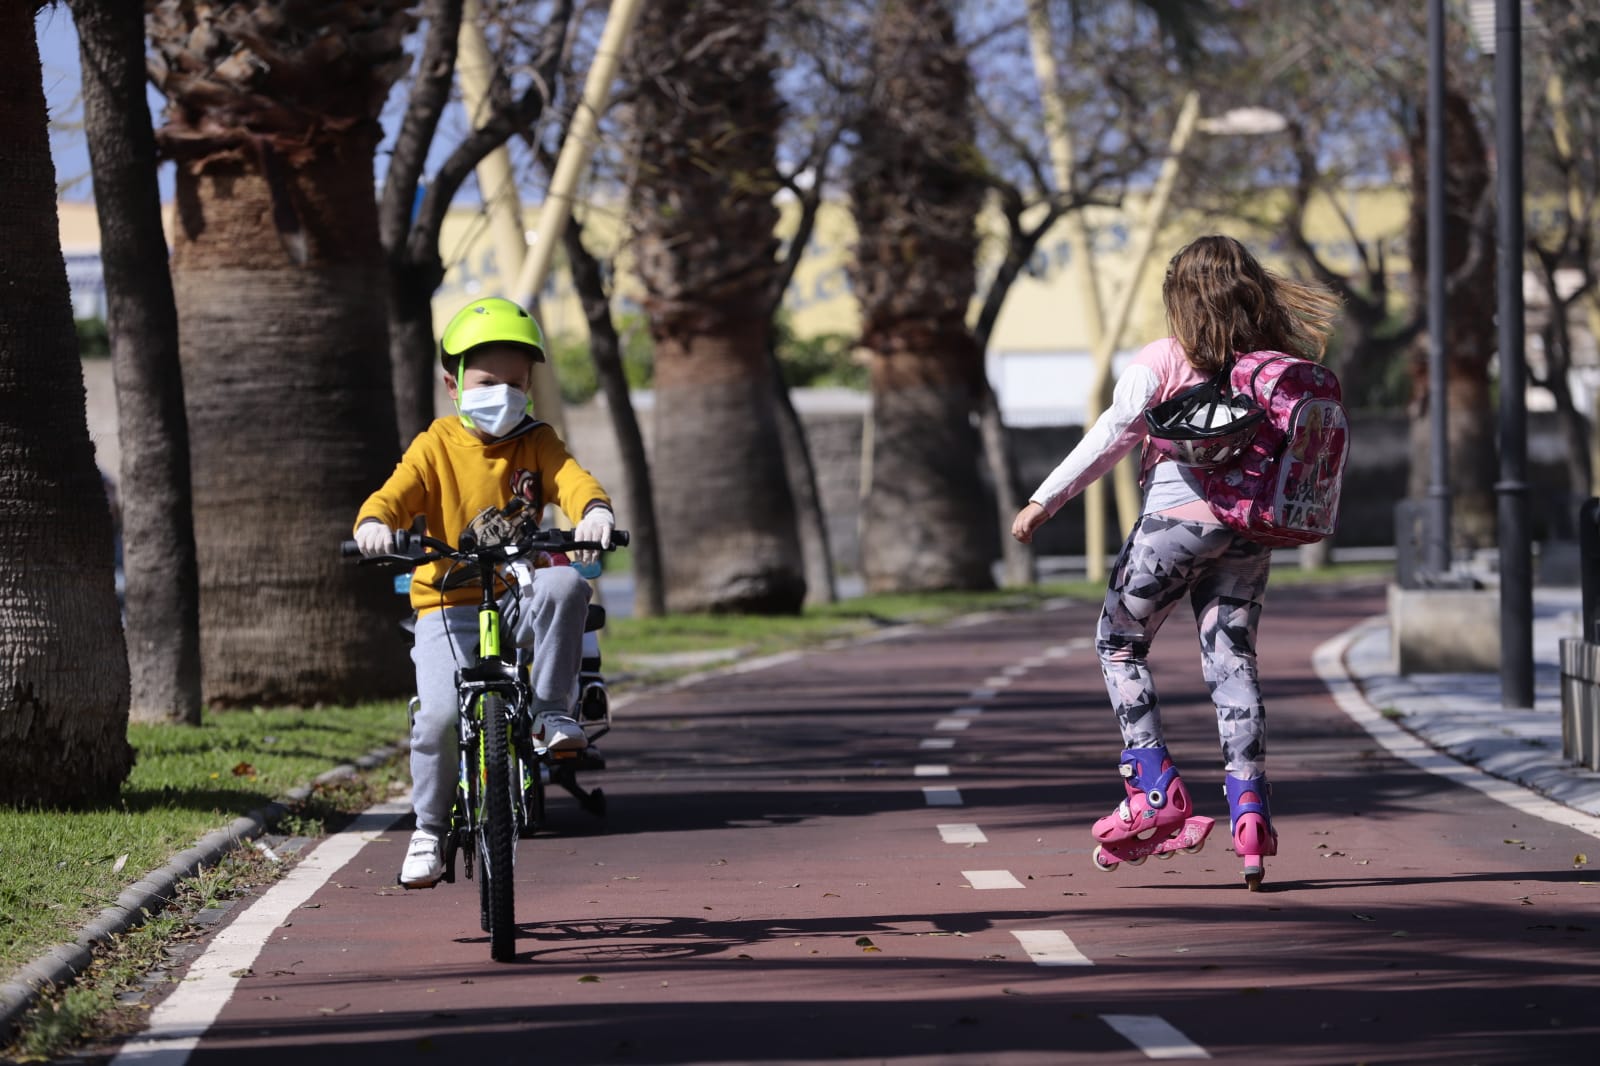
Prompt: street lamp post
<box><xmin>1494</xmin><ymin>0</ymin><xmax>1535</xmax><ymax>707</ymax></box>
<box><xmin>1425</xmin><ymin>0</ymin><xmax>1452</xmax><ymax>577</ymax></box>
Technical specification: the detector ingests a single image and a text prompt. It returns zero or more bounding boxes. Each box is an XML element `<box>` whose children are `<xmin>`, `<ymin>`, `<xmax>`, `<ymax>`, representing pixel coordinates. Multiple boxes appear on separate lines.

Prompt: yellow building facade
<box><xmin>59</xmin><ymin>185</ymin><xmax>1414</xmax><ymax>424</ymax></box>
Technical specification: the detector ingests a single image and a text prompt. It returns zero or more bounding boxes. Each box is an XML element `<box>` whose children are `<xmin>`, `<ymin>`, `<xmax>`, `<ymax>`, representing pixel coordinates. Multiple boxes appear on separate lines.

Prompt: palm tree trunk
<box><xmin>170</xmin><ymin>150</ymin><xmax>413</xmax><ymax>705</ymax></box>
<box><xmin>0</xmin><ymin>5</ymin><xmax>133</xmax><ymax>805</ymax></box>
<box><xmin>70</xmin><ymin>0</ymin><xmax>202</xmax><ymax>724</ymax></box>
<box><xmin>653</xmin><ymin>322</ymin><xmax>806</xmax><ymax>613</ymax></box>
<box><xmin>862</xmin><ymin>348</ymin><xmax>995</xmax><ymax>592</ymax></box>
<box><xmin>627</xmin><ymin>0</ymin><xmax>805</xmax><ymax>613</ymax></box>
<box><xmin>850</xmin><ymin>0</ymin><xmax>994</xmax><ymax>593</ymax></box>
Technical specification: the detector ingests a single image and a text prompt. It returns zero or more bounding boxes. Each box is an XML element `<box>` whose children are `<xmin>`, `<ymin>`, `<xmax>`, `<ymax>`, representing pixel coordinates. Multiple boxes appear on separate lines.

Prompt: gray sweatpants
<box><xmin>409</xmin><ymin>565</ymin><xmax>591</xmax><ymax>835</ymax></box>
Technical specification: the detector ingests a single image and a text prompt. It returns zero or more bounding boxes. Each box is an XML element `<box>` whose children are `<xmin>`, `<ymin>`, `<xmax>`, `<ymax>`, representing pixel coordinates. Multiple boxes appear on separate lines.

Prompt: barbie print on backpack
<box><xmin>1011</xmin><ymin>234</ymin><xmax>1342</xmax><ymax>890</ymax></box>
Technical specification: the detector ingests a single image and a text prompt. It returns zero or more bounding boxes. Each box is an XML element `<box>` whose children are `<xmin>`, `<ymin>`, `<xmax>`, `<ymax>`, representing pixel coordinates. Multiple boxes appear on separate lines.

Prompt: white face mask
<box><xmin>458</xmin><ymin>384</ymin><xmax>528</xmax><ymax>438</ymax></box>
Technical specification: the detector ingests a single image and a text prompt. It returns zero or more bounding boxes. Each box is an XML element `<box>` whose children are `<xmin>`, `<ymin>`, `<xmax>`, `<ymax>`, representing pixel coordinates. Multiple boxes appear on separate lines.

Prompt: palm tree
<box><xmin>848</xmin><ymin>0</ymin><xmax>993</xmax><ymax>592</ymax></box>
<box><xmin>146</xmin><ymin>1</ymin><xmax>416</xmax><ymax>704</ymax></box>
<box><xmin>625</xmin><ymin>0</ymin><xmax>805</xmax><ymax>613</ymax></box>
<box><xmin>0</xmin><ymin>1</ymin><xmax>132</xmax><ymax>806</ymax></box>
<box><xmin>69</xmin><ymin>0</ymin><xmax>203</xmax><ymax>724</ymax></box>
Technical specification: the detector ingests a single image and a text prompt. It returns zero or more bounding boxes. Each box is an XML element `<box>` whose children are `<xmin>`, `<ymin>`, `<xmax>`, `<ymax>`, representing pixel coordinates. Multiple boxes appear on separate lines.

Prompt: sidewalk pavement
<box><xmin>1339</xmin><ymin>583</ymin><xmax>1600</xmax><ymax>819</ymax></box>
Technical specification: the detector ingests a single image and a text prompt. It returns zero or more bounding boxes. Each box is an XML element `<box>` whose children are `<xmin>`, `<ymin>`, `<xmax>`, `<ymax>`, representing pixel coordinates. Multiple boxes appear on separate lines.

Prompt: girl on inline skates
<box><xmin>1010</xmin><ymin>234</ymin><xmax>1340</xmax><ymax>890</ymax></box>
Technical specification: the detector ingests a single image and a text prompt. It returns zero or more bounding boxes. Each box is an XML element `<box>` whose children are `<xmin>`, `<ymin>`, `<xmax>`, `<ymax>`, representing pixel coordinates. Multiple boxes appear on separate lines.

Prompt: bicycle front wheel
<box><xmin>477</xmin><ymin>692</ymin><xmax>519</xmax><ymax>962</ymax></box>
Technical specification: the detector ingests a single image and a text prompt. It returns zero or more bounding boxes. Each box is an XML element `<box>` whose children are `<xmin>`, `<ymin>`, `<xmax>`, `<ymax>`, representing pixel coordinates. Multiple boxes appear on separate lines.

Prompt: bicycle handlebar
<box><xmin>339</xmin><ymin>525</ymin><xmax>629</xmax><ymax>564</ymax></box>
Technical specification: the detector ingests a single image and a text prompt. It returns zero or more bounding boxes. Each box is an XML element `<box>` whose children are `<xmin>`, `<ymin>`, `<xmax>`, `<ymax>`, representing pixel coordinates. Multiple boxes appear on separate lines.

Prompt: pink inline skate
<box><xmin>1091</xmin><ymin>747</ymin><xmax>1215</xmax><ymax>872</ymax></box>
<box><xmin>1225</xmin><ymin>773</ymin><xmax>1278</xmax><ymax>890</ymax></box>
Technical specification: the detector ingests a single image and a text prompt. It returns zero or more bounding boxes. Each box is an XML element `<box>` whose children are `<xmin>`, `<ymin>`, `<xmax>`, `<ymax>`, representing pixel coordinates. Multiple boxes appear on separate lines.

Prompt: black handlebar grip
<box><xmin>340</xmin><ymin>540</ymin><xmax>361</xmax><ymax>558</ymax></box>
<box><xmin>611</xmin><ymin>530</ymin><xmax>630</xmax><ymax>548</ymax></box>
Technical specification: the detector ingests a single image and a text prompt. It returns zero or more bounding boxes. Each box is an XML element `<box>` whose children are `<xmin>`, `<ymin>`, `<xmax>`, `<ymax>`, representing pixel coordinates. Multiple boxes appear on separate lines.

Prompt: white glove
<box><xmin>573</xmin><ymin>506</ymin><xmax>615</xmax><ymax>566</ymax></box>
<box><xmin>354</xmin><ymin>520</ymin><xmax>395</xmax><ymax>558</ymax></box>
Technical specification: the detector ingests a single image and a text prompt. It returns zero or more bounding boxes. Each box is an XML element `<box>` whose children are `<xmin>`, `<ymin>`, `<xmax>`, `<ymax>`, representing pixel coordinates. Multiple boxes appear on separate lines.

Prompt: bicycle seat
<box><xmin>584</xmin><ymin>604</ymin><xmax>606</xmax><ymax>633</ymax></box>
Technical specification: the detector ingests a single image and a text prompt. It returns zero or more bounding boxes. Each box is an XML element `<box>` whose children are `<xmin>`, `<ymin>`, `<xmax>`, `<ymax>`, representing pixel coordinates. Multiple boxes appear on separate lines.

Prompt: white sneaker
<box><xmin>533</xmin><ymin>712</ymin><xmax>588</xmax><ymax>752</ymax></box>
<box><xmin>398</xmin><ymin>829</ymin><xmax>443</xmax><ymax>888</ymax></box>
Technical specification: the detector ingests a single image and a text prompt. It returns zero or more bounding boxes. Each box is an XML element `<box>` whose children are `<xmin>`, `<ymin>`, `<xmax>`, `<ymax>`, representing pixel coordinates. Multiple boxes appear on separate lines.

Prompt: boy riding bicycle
<box><xmin>353</xmin><ymin>297</ymin><xmax>615</xmax><ymax>888</ymax></box>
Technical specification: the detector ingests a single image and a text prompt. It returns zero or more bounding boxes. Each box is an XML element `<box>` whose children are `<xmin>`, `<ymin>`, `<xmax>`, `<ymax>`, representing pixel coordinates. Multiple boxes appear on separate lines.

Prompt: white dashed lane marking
<box><xmin>913</xmin><ymin>764</ymin><xmax>951</xmax><ymax>777</ymax></box>
<box><xmin>935</xmin><ymin>718</ymin><xmax>972</xmax><ymax>731</ymax></box>
<box><xmin>1010</xmin><ymin>929</ymin><xmax>1092</xmax><ymax>966</ymax></box>
<box><xmin>981</xmin><ymin>675</ymin><xmax>1012</xmax><ymax>688</ymax></box>
<box><xmin>951</xmin><ymin>706</ymin><xmax>984</xmax><ymax>718</ymax></box>
<box><xmin>919</xmin><ymin>737</ymin><xmax>955</xmax><ymax>750</ymax></box>
<box><xmin>967</xmin><ymin>687</ymin><xmax>998</xmax><ymax>700</ymax></box>
<box><xmin>1100</xmin><ymin>1014</ymin><xmax>1211</xmax><ymax>1060</ymax></box>
<box><xmin>922</xmin><ymin>786</ymin><xmax>964</xmax><ymax>806</ymax></box>
<box><xmin>937</xmin><ymin>823</ymin><xmax>987</xmax><ymax>844</ymax></box>
<box><xmin>963</xmin><ymin>869</ymin><xmax>1025</xmax><ymax>889</ymax></box>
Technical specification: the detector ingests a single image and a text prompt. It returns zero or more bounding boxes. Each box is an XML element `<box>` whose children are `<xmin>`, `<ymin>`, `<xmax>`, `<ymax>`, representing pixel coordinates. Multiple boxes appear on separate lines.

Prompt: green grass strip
<box><xmin>0</xmin><ymin>701</ymin><xmax>408</xmax><ymax>978</ymax></box>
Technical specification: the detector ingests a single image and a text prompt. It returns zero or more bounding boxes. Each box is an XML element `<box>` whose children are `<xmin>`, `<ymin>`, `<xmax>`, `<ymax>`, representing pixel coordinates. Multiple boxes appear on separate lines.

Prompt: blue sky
<box><xmin>35</xmin><ymin>5</ymin><xmax>176</xmax><ymax>199</ymax></box>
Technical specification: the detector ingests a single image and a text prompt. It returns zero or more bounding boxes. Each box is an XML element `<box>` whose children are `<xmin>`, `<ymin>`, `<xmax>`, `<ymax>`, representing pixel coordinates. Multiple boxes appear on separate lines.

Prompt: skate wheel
<box><xmin>1183</xmin><ymin>837</ymin><xmax>1206</xmax><ymax>856</ymax></box>
<box><xmin>1125</xmin><ymin>855</ymin><xmax>1146</xmax><ymax>867</ymax></box>
<box><xmin>1243</xmin><ymin>868</ymin><xmax>1265</xmax><ymax>891</ymax></box>
<box><xmin>1155</xmin><ymin>849</ymin><xmax>1174</xmax><ymax>860</ymax></box>
<box><xmin>1091</xmin><ymin>846</ymin><xmax>1117</xmax><ymax>872</ymax></box>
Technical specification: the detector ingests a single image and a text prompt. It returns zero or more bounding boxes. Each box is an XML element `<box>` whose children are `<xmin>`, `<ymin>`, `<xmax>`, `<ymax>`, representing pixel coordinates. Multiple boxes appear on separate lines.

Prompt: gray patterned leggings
<box><xmin>1095</xmin><ymin>513</ymin><xmax>1272</xmax><ymax>778</ymax></box>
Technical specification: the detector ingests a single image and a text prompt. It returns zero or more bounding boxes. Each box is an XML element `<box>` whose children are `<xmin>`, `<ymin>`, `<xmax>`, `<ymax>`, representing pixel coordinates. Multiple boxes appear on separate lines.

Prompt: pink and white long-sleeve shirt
<box><xmin>1028</xmin><ymin>337</ymin><xmax>1208</xmax><ymax>515</ymax></box>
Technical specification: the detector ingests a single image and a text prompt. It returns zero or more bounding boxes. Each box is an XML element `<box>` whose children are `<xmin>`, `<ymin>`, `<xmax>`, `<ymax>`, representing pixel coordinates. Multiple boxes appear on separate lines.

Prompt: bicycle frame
<box><xmin>343</xmin><ymin>513</ymin><xmax>627</xmax><ymax>963</ymax></box>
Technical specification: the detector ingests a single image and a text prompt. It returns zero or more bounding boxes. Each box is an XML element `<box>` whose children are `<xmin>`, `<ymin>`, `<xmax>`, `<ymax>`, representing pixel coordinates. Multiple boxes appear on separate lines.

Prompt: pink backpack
<box><xmin>1197</xmin><ymin>351</ymin><xmax>1349</xmax><ymax>546</ymax></box>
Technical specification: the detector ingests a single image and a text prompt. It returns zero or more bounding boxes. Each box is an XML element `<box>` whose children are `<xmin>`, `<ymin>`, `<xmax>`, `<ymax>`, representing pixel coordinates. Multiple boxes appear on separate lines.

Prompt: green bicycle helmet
<box><xmin>439</xmin><ymin>297</ymin><xmax>547</xmax><ymax>368</ymax></box>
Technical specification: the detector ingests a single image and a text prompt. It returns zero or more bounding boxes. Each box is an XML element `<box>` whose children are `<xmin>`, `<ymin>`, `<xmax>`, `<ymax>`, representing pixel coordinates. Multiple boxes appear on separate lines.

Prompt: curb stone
<box><xmin>0</xmin><ymin>742</ymin><xmax>405</xmax><ymax>1044</ymax></box>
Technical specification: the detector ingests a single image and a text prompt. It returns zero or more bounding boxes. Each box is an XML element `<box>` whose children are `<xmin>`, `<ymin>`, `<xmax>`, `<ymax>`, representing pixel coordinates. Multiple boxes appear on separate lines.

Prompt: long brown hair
<box><xmin>1162</xmin><ymin>235</ymin><xmax>1340</xmax><ymax>372</ymax></box>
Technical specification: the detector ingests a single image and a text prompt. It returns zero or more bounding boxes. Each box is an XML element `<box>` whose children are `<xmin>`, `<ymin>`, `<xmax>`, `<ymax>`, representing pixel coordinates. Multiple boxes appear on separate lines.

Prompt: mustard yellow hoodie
<box><xmin>355</xmin><ymin>416</ymin><xmax>610</xmax><ymax>615</ymax></box>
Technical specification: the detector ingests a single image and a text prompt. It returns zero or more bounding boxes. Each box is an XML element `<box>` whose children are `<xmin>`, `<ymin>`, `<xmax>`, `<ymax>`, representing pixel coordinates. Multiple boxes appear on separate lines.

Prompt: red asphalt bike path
<box><xmin>99</xmin><ymin>582</ymin><xmax>1600</xmax><ymax>1064</ymax></box>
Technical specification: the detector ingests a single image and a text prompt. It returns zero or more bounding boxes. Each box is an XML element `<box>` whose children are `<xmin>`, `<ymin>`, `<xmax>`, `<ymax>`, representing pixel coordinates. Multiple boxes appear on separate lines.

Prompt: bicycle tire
<box><xmin>478</xmin><ymin>692</ymin><xmax>519</xmax><ymax>961</ymax></box>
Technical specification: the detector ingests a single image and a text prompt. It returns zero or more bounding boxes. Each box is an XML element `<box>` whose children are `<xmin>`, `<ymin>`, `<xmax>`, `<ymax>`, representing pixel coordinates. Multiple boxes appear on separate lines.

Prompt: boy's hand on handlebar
<box><xmin>1011</xmin><ymin>502</ymin><xmax>1049</xmax><ymax>545</ymax></box>
<box><xmin>354</xmin><ymin>520</ymin><xmax>396</xmax><ymax>558</ymax></box>
<box><xmin>573</xmin><ymin>506</ymin><xmax>615</xmax><ymax>565</ymax></box>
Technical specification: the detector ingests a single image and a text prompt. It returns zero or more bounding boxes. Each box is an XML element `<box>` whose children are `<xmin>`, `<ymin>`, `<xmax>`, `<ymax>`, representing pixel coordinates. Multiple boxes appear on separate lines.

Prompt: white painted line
<box><xmin>1002</xmin><ymin>664</ymin><xmax>1028</xmax><ymax>678</ymax></box>
<box><xmin>919</xmin><ymin>737</ymin><xmax>956</xmax><ymax>750</ymax></box>
<box><xmin>938</xmin><ymin>823</ymin><xmax>988</xmax><ymax>844</ymax></box>
<box><xmin>1315</xmin><ymin>625</ymin><xmax>1600</xmax><ymax>841</ymax></box>
<box><xmin>981</xmin><ymin>675</ymin><xmax>1013</xmax><ymax>688</ymax></box>
<box><xmin>935</xmin><ymin>718</ymin><xmax>972</xmax><ymax>731</ymax></box>
<box><xmin>110</xmin><ymin>801</ymin><xmax>412</xmax><ymax>1066</ymax></box>
<box><xmin>1011</xmin><ymin>929</ymin><xmax>1092</xmax><ymax>966</ymax></box>
<box><xmin>1100</xmin><ymin>1014</ymin><xmax>1211</xmax><ymax>1060</ymax></box>
<box><xmin>963</xmin><ymin>869</ymin><xmax>1025</xmax><ymax>890</ymax></box>
<box><xmin>1044</xmin><ymin>645</ymin><xmax>1072</xmax><ymax>658</ymax></box>
<box><xmin>952</xmin><ymin>706</ymin><xmax>985</xmax><ymax>718</ymax></box>
<box><xmin>968</xmin><ymin>687</ymin><xmax>998</xmax><ymax>700</ymax></box>
<box><xmin>922</xmin><ymin>786</ymin><xmax>964</xmax><ymax>807</ymax></box>
<box><xmin>914</xmin><ymin>764</ymin><xmax>951</xmax><ymax>777</ymax></box>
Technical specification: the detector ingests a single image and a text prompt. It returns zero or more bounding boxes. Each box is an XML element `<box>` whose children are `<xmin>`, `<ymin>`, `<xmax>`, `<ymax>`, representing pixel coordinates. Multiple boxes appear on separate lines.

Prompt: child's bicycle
<box><xmin>341</xmin><ymin>502</ymin><xmax>627</xmax><ymax>962</ymax></box>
